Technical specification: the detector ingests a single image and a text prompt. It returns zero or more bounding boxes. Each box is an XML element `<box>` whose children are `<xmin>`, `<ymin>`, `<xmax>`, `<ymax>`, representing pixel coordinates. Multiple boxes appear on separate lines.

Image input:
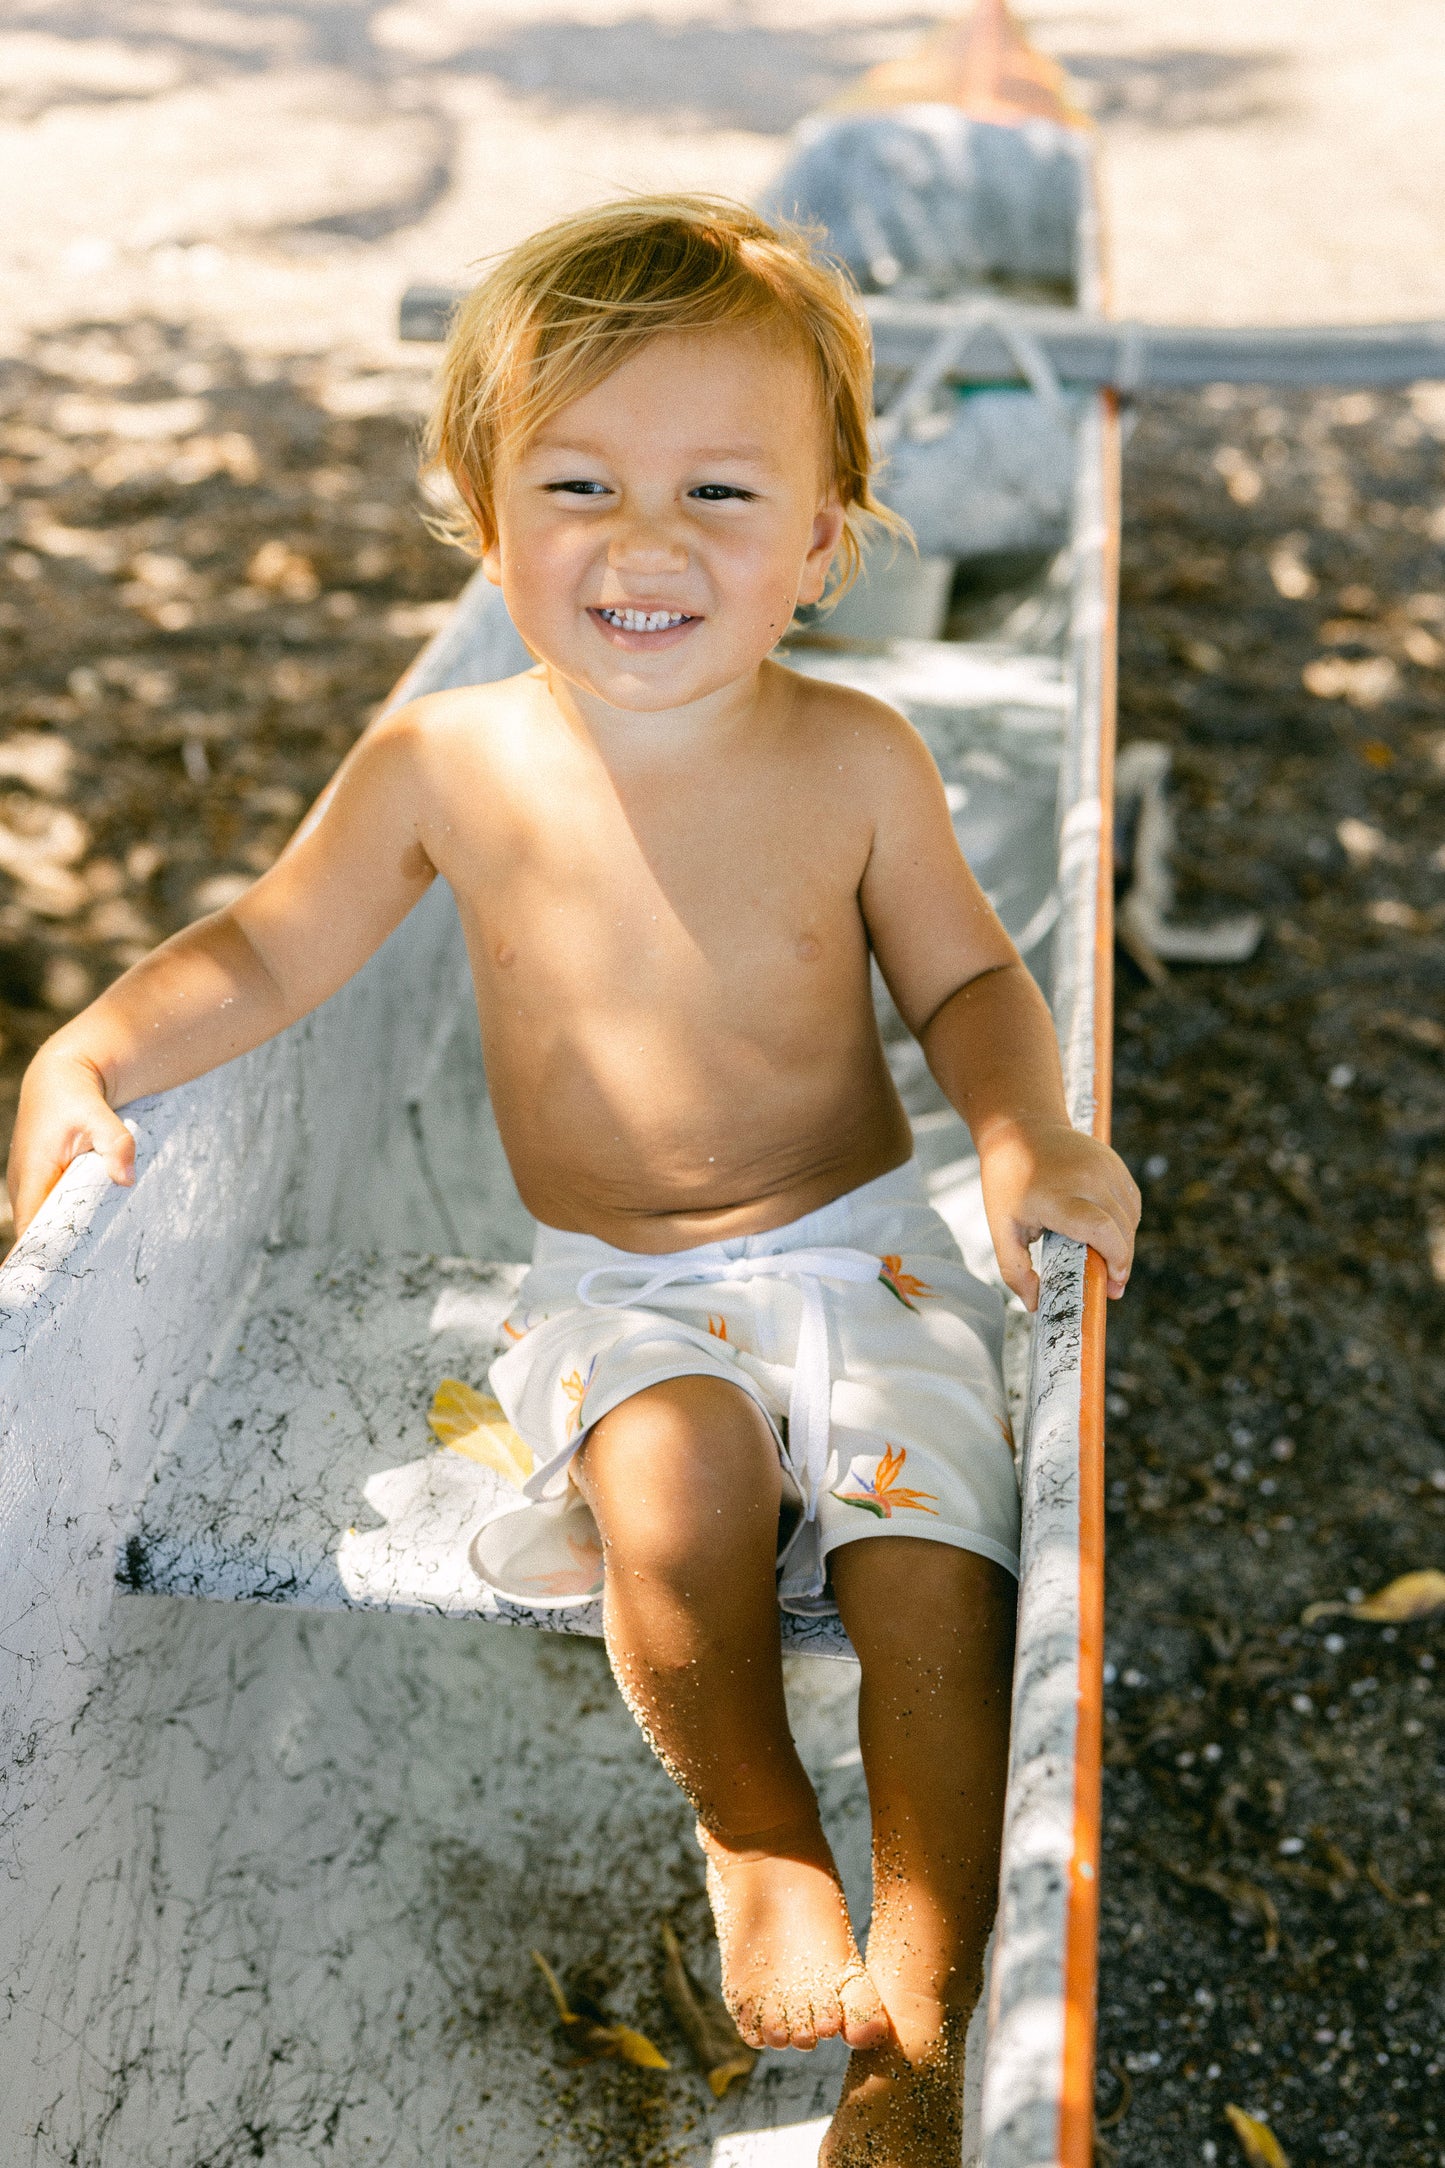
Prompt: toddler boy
<box><xmin>10</xmin><ymin>198</ymin><xmax>1138</xmax><ymax>2164</ymax></box>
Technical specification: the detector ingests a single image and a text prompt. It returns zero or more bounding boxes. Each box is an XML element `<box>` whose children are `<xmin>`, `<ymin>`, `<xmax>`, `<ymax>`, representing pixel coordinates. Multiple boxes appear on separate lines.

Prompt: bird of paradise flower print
<box><xmin>523</xmin><ymin>1530</ymin><xmax>605</xmax><ymax>1599</ymax></box>
<box><xmin>561</xmin><ymin>1354</ymin><xmax>598</xmax><ymax>1436</ymax></box>
<box><xmin>831</xmin><ymin>1442</ymin><xmax>939</xmax><ymax>1519</ymax></box>
<box><xmin>877</xmin><ymin>1254</ymin><xmax>932</xmax><ymax>1310</ymax></box>
<box><xmin>707</xmin><ymin>1315</ymin><xmax>730</xmax><ymax>1342</ymax></box>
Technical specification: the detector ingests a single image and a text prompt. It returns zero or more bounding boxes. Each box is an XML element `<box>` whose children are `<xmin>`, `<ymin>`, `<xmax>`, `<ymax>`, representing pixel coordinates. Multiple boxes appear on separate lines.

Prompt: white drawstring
<box><xmin>576</xmin><ymin>1247</ymin><xmax>883</xmax><ymax>1521</ymax></box>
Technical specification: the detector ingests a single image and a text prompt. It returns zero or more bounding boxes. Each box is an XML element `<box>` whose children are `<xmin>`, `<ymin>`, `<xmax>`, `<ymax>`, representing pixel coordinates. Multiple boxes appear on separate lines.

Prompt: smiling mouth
<box><xmin>593</xmin><ymin>606</ymin><xmax>697</xmax><ymax>633</ymax></box>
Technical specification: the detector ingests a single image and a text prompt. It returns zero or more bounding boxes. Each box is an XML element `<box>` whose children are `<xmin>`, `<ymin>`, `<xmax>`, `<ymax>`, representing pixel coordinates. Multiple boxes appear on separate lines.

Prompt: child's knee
<box><xmin>576</xmin><ymin>1374</ymin><xmax>781</xmax><ymax>1556</ymax></box>
<box><xmin>585</xmin><ymin>1373</ymin><xmax>776</xmax><ymax>1471</ymax></box>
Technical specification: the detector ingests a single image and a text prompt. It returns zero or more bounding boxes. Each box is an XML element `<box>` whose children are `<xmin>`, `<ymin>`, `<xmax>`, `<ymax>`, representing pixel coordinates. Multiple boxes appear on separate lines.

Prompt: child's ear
<box><xmin>797</xmin><ymin>500</ymin><xmax>846</xmax><ymax>608</ymax></box>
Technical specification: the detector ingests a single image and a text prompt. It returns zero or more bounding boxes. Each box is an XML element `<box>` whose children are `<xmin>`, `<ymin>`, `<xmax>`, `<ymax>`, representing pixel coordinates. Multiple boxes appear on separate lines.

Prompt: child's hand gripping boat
<box><xmin>0</xmin><ymin>9</ymin><xmax>1114</xmax><ymax>2163</ymax></box>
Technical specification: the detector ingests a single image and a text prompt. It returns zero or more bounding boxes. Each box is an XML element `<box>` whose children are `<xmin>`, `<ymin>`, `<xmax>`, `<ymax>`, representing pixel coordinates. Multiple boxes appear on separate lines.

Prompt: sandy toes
<box><xmin>697</xmin><ymin>1816</ymin><xmax>889</xmax><ymax>2053</ymax></box>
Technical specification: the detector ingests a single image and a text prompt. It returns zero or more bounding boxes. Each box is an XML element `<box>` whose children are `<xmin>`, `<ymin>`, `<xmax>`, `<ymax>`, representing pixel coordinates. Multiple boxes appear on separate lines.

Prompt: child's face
<box><xmin>481</xmin><ymin>326</ymin><xmax>845</xmax><ymax>714</ymax></box>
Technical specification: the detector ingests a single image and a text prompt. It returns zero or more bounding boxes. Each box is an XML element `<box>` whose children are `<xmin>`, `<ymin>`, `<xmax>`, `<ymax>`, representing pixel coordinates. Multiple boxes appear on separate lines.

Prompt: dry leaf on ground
<box><xmin>531</xmin><ymin>1950</ymin><xmax>670</xmax><ymax>2070</ymax></box>
<box><xmin>1225</xmin><ymin>2103</ymin><xmax>1290</xmax><ymax>2165</ymax></box>
<box><xmin>427</xmin><ymin>1377</ymin><xmax>533</xmax><ymax>1484</ymax></box>
<box><xmin>1170</xmin><ymin>1867</ymin><xmax>1279</xmax><ymax>1955</ymax></box>
<box><xmin>1366</xmin><ymin>1862</ymin><xmax>1433</xmax><ymax>1908</ymax></box>
<box><xmin>659</xmin><ymin>1920</ymin><xmax>756</xmax><ymax>2097</ymax></box>
<box><xmin>1302</xmin><ymin>1569</ymin><xmax>1445</xmax><ymax>1625</ymax></box>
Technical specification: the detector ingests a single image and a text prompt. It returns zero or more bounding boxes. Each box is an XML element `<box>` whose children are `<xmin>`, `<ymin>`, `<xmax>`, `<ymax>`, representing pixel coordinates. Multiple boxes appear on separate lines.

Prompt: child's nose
<box><xmin>607</xmin><ymin>517</ymin><xmax>688</xmax><ymax>575</ymax></box>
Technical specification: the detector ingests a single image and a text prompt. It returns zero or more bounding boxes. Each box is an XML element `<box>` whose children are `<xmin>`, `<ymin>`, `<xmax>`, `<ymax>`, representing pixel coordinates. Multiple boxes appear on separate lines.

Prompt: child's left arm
<box><xmin>918</xmin><ymin>965</ymin><xmax>1138</xmax><ymax>1310</ymax></box>
<box><xmin>858</xmin><ymin>713</ymin><xmax>1139</xmax><ymax>1312</ymax></box>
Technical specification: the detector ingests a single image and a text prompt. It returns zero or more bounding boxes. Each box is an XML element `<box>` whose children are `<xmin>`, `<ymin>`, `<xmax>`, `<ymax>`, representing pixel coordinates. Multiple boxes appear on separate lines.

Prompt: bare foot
<box><xmin>819</xmin><ymin>1995</ymin><xmax>966</xmax><ymax>2167</ymax></box>
<box><xmin>697</xmin><ymin>1815</ymin><xmax>890</xmax><ymax>2053</ymax></box>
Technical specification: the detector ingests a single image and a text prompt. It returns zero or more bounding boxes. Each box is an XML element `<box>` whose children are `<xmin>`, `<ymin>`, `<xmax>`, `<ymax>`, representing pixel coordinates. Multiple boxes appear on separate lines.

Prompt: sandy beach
<box><xmin>1</xmin><ymin>1</ymin><xmax>1442</xmax><ymax>381</ymax></box>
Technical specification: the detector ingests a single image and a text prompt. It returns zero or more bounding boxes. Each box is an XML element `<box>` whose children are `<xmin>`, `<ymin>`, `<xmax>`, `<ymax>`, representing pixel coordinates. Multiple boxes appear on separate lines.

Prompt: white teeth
<box><xmin>600</xmin><ymin>607</ymin><xmax>689</xmax><ymax>632</ymax></box>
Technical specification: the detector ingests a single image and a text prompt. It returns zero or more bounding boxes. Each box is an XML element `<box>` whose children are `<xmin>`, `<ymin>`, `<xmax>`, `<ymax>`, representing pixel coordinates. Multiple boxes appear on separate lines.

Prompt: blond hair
<box><xmin>424</xmin><ymin>194</ymin><xmax>904</xmax><ymax>597</ymax></box>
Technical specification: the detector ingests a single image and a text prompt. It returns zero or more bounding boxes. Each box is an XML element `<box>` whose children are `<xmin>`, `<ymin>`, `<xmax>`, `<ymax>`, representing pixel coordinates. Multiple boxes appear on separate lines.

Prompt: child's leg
<box><xmin>572</xmin><ymin>1374</ymin><xmax>888</xmax><ymax>2053</ymax></box>
<box><xmin>821</xmin><ymin>1539</ymin><xmax>1016</xmax><ymax>2167</ymax></box>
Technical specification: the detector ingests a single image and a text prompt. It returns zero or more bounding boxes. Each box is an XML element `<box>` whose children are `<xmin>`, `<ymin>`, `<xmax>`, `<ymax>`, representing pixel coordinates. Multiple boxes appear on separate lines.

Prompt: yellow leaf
<box><xmin>530</xmin><ymin>1951</ymin><xmax>669</xmax><ymax>2070</ymax></box>
<box><xmin>429</xmin><ymin>1378</ymin><xmax>532</xmax><ymax>1484</ymax></box>
<box><xmin>1350</xmin><ymin>1569</ymin><xmax>1445</xmax><ymax>1621</ymax></box>
<box><xmin>607</xmin><ymin>2024</ymin><xmax>671</xmax><ymax>2071</ymax></box>
<box><xmin>1225</xmin><ymin>2105</ymin><xmax>1290</xmax><ymax>2167</ymax></box>
<box><xmin>429</xmin><ymin>1377</ymin><xmax>490</xmax><ymax>1447</ymax></box>
<box><xmin>1303</xmin><ymin>1568</ymin><xmax>1445</xmax><ymax>1626</ymax></box>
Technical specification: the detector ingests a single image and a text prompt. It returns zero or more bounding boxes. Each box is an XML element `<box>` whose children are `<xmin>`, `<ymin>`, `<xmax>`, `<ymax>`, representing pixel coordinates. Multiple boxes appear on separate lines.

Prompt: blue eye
<box><xmin>689</xmin><ymin>484</ymin><xmax>755</xmax><ymax>502</ymax></box>
<box><xmin>545</xmin><ymin>479</ymin><xmax>610</xmax><ymax>496</ymax></box>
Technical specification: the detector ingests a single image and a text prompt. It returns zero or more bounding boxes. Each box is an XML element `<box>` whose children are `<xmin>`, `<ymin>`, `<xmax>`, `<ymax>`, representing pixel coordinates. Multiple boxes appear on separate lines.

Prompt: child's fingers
<box><xmin>1000</xmin><ymin>1215</ymin><xmax>1132</xmax><ymax>1308</ymax></box>
<box><xmin>1090</xmin><ymin>1159</ymin><xmax>1141</xmax><ymax>1235</ymax></box>
<box><xmin>11</xmin><ymin>1114</ymin><xmax>135</xmax><ymax>1239</ymax></box>
<box><xmin>1068</xmin><ymin>1195</ymin><xmax>1135</xmax><ymax>1289</ymax></box>
<box><xmin>992</xmin><ymin>1222</ymin><xmax>1041</xmax><ymax>1312</ymax></box>
<box><xmin>95</xmin><ymin>1112</ymin><xmax>137</xmax><ymax>1188</ymax></box>
<box><xmin>1031</xmin><ymin>1191</ymin><xmax>1134</xmax><ymax>1292</ymax></box>
<box><xmin>61</xmin><ymin>1105</ymin><xmax>136</xmax><ymax>1192</ymax></box>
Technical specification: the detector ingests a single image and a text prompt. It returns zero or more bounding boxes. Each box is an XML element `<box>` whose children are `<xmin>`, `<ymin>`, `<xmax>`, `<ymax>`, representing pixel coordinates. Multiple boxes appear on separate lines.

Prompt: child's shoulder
<box><xmin>378</xmin><ymin>668</ymin><xmax>536</xmax><ymax>738</ymax></box>
<box><xmin>771</xmin><ymin>660</ymin><xmax>939</xmax><ymax>789</ymax></box>
<box><xmin>360</xmin><ymin>669</ymin><xmax>540</xmax><ymax>770</ymax></box>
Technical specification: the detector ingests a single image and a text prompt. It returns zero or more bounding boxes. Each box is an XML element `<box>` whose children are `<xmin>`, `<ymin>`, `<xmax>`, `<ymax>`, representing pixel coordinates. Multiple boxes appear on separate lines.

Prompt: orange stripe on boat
<box><xmin>1058</xmin><ymin>390</ymin><xmax>1121</xmax><ymax>2168</ymax></box>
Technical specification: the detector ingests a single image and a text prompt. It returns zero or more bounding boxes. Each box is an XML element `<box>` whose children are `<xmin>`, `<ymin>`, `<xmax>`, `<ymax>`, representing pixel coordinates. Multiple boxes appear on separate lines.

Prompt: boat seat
<box><xmin>118</xmin><ymin>1245</ymin><xmax>857</xmax><ymax>1657</ymax></box>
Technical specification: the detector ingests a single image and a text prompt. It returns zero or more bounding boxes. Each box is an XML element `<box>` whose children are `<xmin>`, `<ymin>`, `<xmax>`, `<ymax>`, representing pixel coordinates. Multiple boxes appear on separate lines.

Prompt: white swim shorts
<box><xmin>469</xmin><ymin>1159</ymin><xmax>1020</xmax><ymax>1619</ymax></box>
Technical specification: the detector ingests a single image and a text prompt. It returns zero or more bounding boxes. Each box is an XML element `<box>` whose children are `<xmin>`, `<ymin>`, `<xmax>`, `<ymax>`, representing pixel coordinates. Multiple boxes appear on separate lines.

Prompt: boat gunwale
<box><xmin>1060</xmin><ymin>390</ymin><xmax>1118</xmax><ymax>2168</ymax></box>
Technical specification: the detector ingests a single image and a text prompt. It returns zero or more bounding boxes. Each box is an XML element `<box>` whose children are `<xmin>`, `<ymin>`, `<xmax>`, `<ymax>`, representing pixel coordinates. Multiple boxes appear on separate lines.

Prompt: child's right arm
<box><xmin>7</xmin><ymin>705</ymin><xmax>441</xmax><ymax>1239</ymax></box>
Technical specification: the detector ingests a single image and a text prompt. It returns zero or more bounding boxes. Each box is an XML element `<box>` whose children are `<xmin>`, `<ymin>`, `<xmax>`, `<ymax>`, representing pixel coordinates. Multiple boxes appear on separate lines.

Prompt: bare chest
<box><xmin>438</xmin><ymin>755</ymin><xmax>872</xmax><ymax>1016</ymax></box>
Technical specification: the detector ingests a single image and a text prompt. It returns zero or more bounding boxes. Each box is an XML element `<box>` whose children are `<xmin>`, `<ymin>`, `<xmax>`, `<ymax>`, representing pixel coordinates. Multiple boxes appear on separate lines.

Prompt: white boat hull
<box><xmin>2</xmin><ymin>55</ymin><xmax>1115</xmax><ymax>2168</ymax></box>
